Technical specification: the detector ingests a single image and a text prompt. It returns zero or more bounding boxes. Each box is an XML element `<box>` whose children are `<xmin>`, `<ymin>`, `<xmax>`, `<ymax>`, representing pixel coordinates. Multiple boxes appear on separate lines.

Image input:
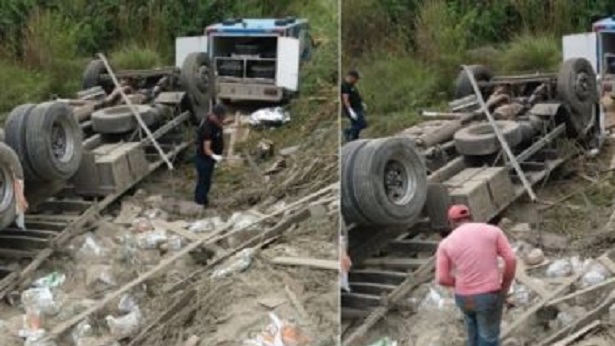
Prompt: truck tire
<box><xmin>557</xmin><ymin>58</ymin><xmax>598</xmax><ymax>137</ymax></box>
<box><xmin>351</xmin><ymin>137</ymin><xmax>428</xmax><ymax>226</ymax></box>
<box><xmin>454</xmin><ymin>120</ymin><xmax>523</xmax><ymax>156</ymax></box>
<box><xmin>341</xmin><ymin>140</ymin><xmax>371</xmax><ymax>225</ymax></box>
<box><xmin>181</xmin><ymin>52</ymin><xmax>213</xmax><ymax>118</ymax></box>
<box><xmin>4</xmin><ymin>104</ymin><xmax>42</xmax><ymax>181</ymax></box>
<box><xmin>91</xmin><ymin>105</ymin><xmax>158</xmax><ymax>134</ymax></box>
<box><xmin>454</xmin><ymin>65</ymin><xmax>493</xmax><ymax>99</ymax></box>
<box><xmin>424</xmin><ymin>183</ymin><xmax>452</xmax><ymax>232</ymax></box>
<box><xmin>26</xmin><ymin>102</ymin><xmax>83</xmax><ymax>181</ymax></box>
<box><xmin>0</xmin><ymin>143</ymin><xmax>23</xmax><ymax>230</ymax></box>
<box><xmin>82</xmin><ymin>59</ymin><xmax>108</xmax><ymax>91</ymax></box>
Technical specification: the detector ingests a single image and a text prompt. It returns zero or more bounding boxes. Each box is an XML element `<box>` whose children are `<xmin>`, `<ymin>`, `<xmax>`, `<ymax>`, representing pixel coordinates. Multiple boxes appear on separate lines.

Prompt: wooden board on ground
<box><xmin>271</xmin><ymin>257</ymin><xmax>338</xmax><ymax>271</ymax></box>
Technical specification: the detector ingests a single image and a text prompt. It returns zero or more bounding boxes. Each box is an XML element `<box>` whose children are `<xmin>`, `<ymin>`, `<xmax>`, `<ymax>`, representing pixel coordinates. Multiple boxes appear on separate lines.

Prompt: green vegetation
<box><xmin>342</xmin><ymin>0</ymin><xmax>615</xmax><ymax>137</ymax></box>
<box><xmin>0</xmin><ymin>0</ymin><xmax>331</xmax><ymax>117</ymax></box>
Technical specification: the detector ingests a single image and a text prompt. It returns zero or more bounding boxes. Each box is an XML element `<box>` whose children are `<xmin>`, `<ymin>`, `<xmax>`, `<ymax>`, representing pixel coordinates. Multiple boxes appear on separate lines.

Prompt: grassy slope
<box><xmin>342</xmin><ymin>0</ymin><xmax>565</xmax><ymax>138</ymax></box>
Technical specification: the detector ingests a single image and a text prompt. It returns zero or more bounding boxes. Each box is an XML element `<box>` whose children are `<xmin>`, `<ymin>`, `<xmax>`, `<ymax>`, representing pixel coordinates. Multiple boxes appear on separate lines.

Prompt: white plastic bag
<box><xmin>21</xmin><ymin>287</ymin><xmax>60</xmax><ymax>316</ymax></box>
<box><xmin>135</xmin><ymin>230</ymin><xmax>168</xmax><ymax>249</ymax></box>
<box><xmin>228</xmin><ymin>212</ymin><xmax>259</xmax><ymax>232</ymax></box>
<box><xmin>77</xmin><ymin>233</ymin><xmax>106</xmax><ymax>258</ymax></box>
<box><xmin>24</xmin><ymin>329</ymin><xmax>57</xmax><ymax>346</ymax></box>
<box><xmin>368</xmin><ymin>338</ymin><xmax>398</xmax><ymax>346</ymax></box>
<box><xmin>71</xmin><ymin>319</ymin><xmax>93</xmax><ymax>346</ymax></box>
<box><xmin>418</xmin><ymin>288</ymin><xmax>445</xmax><ymax>311</ymax></box>
<box><xmin>248</xmin><ymin>107</ymin><xmax>291</xmax><ymax>127</ymax></box>
<box><xmin>189</xmin><ymin>217</ymin><xmax>226</xmax><ymax>233</ymax></box>
<box><xmin>212</xmin><ymin>248</ymin><xmax>254</xmax><ymax>279</ymax></box>
<box><xmin>106</xmin><ymin>309</ymin><xmax>142</xmax><ymax>338</ymax></box>
<box><xmin>244</xmin><ymin>313</ymin><xmax>309</xmax><ymax>346</ymax></box>
<box><xmin>118</xmin><ymin>294</ymin><xmax>139</xmax><ymax>313</ymax></box>
<box><xmin>546</xmin><ymin>259</ymin><xmax>572</xmax><ymax>278</ymax></box>
<box><xmin>511</xmin><ymin>283</ymin><xmax>531</xmax><ymax>306</ymax></box>
<box><xmin>33</xmin><ymin>272</ymin><xmax>66</xmax><ymax>289</ymax></box>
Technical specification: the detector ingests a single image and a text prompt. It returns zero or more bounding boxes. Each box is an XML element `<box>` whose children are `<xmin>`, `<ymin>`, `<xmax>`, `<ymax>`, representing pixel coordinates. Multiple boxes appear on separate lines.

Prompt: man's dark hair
<box><xmin>347</xmin><ymin>70</ymin><xmax>360</xmax><ymax>79</ymax></box>
<box><xmin>212</xmin><ymin>103</ymin><xmax>227</xmax><ymax>116</ymax></box>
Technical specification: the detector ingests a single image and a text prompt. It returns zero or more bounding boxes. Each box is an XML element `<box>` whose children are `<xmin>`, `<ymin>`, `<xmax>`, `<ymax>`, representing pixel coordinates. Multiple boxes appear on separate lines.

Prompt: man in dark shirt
<box><xmin>194</xmin><ymin>103</ymin><xmax>226</xmax><ymax>207</ymax></box>
<box><xmin>341</xmin><ymin>70</ymin><xmax>367</xmax><ymax>142</ymax></box>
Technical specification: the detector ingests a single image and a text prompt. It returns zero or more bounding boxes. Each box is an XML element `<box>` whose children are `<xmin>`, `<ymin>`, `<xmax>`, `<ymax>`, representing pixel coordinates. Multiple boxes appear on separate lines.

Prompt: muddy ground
<box><xmin>351</xmin><ymin>140</ymin><xmax>615</xmax><ymax>346</ymax></box>
<box><xmin>0</xmin><ymin>115</ymin><xmax>339</xmax><ymax>346</ymax></box>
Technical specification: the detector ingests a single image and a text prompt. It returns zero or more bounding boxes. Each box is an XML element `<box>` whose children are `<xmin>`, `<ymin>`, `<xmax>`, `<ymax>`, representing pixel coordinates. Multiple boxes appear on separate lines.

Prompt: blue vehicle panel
<box><xmin>207</xmin><ymin>18</ymin><xmax>309</xmax><ymax>34</ymax></box>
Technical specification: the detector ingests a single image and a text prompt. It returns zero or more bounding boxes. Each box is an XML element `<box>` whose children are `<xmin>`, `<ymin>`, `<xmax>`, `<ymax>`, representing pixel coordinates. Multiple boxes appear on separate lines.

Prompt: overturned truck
<box><xmin>342</xmin><ymin>57</ymin><xmax>601</xmax><ymax>232</ymax></box>
<box><xmin>0</xmin><ymin>53</ymin><xmax>209</xmax><ymax>231</ymax></box>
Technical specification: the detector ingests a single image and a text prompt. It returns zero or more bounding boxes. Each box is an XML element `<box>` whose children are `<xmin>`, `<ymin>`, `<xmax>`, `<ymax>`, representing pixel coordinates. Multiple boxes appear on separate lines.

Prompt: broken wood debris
<box><xmin>45</xmin><ymin>184</ymin><xmax>336</xmax><ymax>341</ymax></box>
<box><xmin>271</xmin><ymin>256</ymin><xmax>338</xmax><ymax>271</ymax></box>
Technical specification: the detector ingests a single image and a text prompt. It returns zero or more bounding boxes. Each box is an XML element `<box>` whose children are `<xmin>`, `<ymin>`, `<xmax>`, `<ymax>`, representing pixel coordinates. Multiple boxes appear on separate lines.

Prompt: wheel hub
<box><xmin>384</xmin><ymin>160</ymin><xmax>410</xmax><ymax>205</ymax></box>
<box><xmin>51</xmin><ymin>122</ymin><xmax>74</xmax><ymax>163</ymax></box>
<box><xmin>574</xmin><ymin>72</ymin><xmax>590</xmax><ymax>100</ymax></box>
<box><xmin>0</xmin><ymin>165</ymin><xmax>12</xmax><ymax>210</ymax></box>
<box><xmin>196</xmin><ymin>65</ymin><xmax>209</xmax><ymax>93</ymax></box>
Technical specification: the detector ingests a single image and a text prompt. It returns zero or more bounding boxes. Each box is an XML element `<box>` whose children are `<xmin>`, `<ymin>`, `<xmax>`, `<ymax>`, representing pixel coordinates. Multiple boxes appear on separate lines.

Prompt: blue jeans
<box><xmin>344</xmin><ymin>109</ymin><xmax>367</xmax><ymax>142</ymax></box>
<box><xmin>194</xmin><ymin>155</ymin><xmax>215</xmax><ymax>206</ymax></box>
<box><xmin>455</xmin><ymin>291</ymin><xmax>504</xmax><ymax>346</ymax></box>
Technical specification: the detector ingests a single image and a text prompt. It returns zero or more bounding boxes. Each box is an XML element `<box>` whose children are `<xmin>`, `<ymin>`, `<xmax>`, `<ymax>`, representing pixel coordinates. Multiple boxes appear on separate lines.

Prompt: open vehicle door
<box><xmin>276</xmin><ymin>37</ymin><xmax>300</xmax><ymax>91</ymax></box>
<box><xmin>175</xmin><ymin>36</ymin><xmax>208</xmax><ymax>68</ymax></box>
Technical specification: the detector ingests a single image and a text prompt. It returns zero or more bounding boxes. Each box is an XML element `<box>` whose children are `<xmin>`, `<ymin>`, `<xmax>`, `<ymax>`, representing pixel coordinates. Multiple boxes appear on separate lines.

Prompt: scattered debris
<box><xmin>211</xmin><ymin>248</ymin><xmax>255</xmax><ymax>279</ymax></box>
<box><xmin>248</xmin><ymin>107</ymin><xmax>291</xmax><ymax>127</ymax></box>
<box><xmin>244</xmin><ymin>313</ymin><xmax>309</xmax><ymax>346</ymax></box>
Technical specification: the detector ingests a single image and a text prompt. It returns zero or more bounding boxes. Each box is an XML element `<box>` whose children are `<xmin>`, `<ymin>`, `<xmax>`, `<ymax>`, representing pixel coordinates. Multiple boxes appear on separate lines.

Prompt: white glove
<box><xmin>211</xmin><ymin>154</ymin><xmax>223</xmax><ymax>162</ymax></box>
<box><xmin>347</xmin><ymin>107</ymin><xmax>357</xmax><ymax>120</ymax></box>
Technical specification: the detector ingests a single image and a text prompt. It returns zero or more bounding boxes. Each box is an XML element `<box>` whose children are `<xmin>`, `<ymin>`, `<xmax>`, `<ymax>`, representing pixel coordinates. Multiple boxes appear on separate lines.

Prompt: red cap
<box><xmin>448</xmin><ymin>204</ymin><xmax>471</xmax><ymax>221</ymax></box>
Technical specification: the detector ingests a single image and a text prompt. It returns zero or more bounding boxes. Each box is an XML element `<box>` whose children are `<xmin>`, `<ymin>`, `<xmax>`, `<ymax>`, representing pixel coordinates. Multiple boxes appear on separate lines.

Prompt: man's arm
<box><xmin>495</xmin><ymin>228</ymin><xmax>517</xmax><ymax>294</ymax></box>
<box><xmin>435</xmin><ymin>245</ymin><xmax>455</xmax><ymax>287</ymax></box>
<box><xmin>203</xmin><ymin>140</ymin><xmax>214</xmax><ymax>157</ymax></box>
<box><xmin>342</xmin><ymin>93</ymin><xmax>352</xmax><ymax>109</ymax></box>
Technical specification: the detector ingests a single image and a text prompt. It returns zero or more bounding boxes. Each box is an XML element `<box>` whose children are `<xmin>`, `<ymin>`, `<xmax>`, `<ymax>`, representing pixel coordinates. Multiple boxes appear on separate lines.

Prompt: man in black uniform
<box><xmin>341</xmin><ymin>70</ymin><xmax>367</xmax><ymax>142</ymax></box>
<box><xmin>194</xmin><ymin>104</ymin><xmax>226</xmax><ymax>207</ymax></box>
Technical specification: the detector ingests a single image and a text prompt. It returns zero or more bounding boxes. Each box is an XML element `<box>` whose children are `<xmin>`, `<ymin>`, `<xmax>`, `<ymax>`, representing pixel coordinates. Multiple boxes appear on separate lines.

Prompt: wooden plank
<box><xmin>551</xmin><ymin>320</ymin><xmax>601</xmax><ymax>346</ymax></box>
<box><xmin>163</xmin><ymin>207</ymin><xmax>313</xmax><ymax>294</ymax></box>
<box><xmin>515</xmin><ymin>263</ymin><xmax>550</xmax><ymax>299</ymax></box>
<box><xmin>342</xmin><ymin>257</ymin><xmax>435</xmax><ymax>346</ymax></box>
<box><xmin>341</xmin><ymin>292</ymin><xmax>381</xmax><ymax>309</ymax></box>
<box><xmin>597</xmin><ymin>255</ymin><xmax>615</xmax><ymax>274</ymax></box>
<box><xmin>546</xmin><ymin>277</ymin><xmax>615</xmax><ymax>308</ymax></box>
<box><xmin>349</xmin><ymin>282</ymin><xmax>397</xmax><ymax>296</ymax></box>
<box><xmin>35</xmin><ymin>200</ymin><xmax>93</xmax><ymax>214</ymax></box>
<box><xmin>537</xmin><ymin>295</ymin><xmax>614</xmax><ymax>346</ymax></box>
<box><xmin>0</xmin><ymin>236</ymin><xmax>49</xmax><ymax>250</ymax></box>
<box><xmin>270</xmin><ymin>257</ymin><xmax>338</xmax><ymax>271</ymax></box>
<box><xmin>388</xmin><ymin>239</ymin><xmax>439</xmax><ymax>253</ymax></box>
<box><xmin>342</xmin><ymin>308</ymin><xmax>370</xmax><ymax>320</ymax></box>
<box><xmin>502</xmin><ymin>269</ymin><xmax>584</xmax><ymax>339</ymax></box>
<box><xmin>361</xmin><ymin>257</ymin><xmax>427</xmax><ymax>270</ymax></box>
<box><xmin>349</xmin><ymin>270</ymin><xmax>407</xmax><ymax>286</ymax></box>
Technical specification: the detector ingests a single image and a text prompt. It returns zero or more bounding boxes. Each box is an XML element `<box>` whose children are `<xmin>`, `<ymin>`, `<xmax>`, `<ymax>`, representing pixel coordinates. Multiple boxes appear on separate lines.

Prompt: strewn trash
<box><xmin>244</xmin><ymin>313</ymin><xmax>309</xmax><ymax>346</ymax></box>
<box><xmin>248</xmin><ymin>107</ymin><xmax>291</xmax><ymax>127</ymax></box>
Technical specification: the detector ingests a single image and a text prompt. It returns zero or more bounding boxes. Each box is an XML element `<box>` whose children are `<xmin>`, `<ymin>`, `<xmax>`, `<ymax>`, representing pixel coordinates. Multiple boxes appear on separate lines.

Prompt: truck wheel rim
<box><xmin>384</xmin><ymin>160</ymin><xmax>413</xmax><ymax>205</ymax></box>
<box><xmin>196</xmin><ymin>65</ymin><xmax>210</xmax><ymax>93</ymax></box>
<box><xmin>575</xmin><ymin>72</ymin><xmax>590</xmax><ymax>101</ymax></box>
<box><xmin>51</xmin><ymin>121</ymin><xmax>74</xmax><ymax>163</ymax></box>
<box><xmin>0</xmin><ymin>165</ymin><xmax>13</xmax><ymax>211</ymax></box>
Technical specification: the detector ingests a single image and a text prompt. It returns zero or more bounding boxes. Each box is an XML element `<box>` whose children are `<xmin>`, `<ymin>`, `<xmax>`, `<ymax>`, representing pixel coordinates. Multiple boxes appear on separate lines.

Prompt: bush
<box><xmin>110</xmin><ymin>45</ymin><xmax>164</xmax><ymax>70</ymax></box>
<box><xmin>0</xmin><ymin>60</ymin><xmax>51</xmax><ymax>119</ymax></box>
<box><xmin>498</xmin><ymin>34</ymin><xmax>562</xmax><ymax>73</ymax></box>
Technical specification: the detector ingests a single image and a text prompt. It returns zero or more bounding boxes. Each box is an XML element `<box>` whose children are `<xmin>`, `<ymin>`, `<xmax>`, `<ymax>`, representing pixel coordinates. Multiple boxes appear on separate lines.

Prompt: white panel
<box><xmin>175</xmin><ymin>36</ymin><xmax>208</xmax><ymax>68</ymax></box>
<box><xmin>562</xmin><ymin>33</ymin><xmax>597</xmax><ymax>71</ymax></box>
<box><xmin>276</xmin><ymin>37</ymin><xmax>300</xmax><ymax>91</ymax></box>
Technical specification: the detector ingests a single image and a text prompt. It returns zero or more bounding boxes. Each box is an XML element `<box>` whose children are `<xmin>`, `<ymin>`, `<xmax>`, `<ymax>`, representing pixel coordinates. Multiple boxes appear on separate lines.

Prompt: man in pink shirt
<box><xmin>436</xmin><ymin>204</ymin><xmax>517</xmax><ymax>346</ymax></box>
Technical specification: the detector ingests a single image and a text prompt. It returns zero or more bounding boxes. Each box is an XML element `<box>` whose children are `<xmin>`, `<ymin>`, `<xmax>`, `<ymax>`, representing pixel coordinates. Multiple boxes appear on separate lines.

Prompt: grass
<box><xmin>347</xmin><ymin>33</ymin><xmax>564</xmax><ymax>138</ymax></box>
<box><xmin>110</xmin><ymin>45</ymin><xmax>164</xmax><ymax>70</ymax></box>
<box><xmin>0</xmin><ymin>61</ymin><xmax>51</xmax><ymax>122</ymax></box>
